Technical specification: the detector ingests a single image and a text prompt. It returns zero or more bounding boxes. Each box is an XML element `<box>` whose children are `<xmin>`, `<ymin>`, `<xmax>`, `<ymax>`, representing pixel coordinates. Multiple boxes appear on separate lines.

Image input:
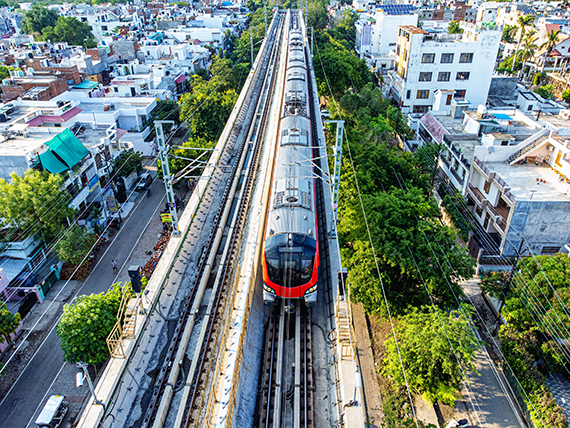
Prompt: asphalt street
<box><xmin>0</xmin><ymin>177</ymin><xmax>165</xmax><ymax>428</ymax></box>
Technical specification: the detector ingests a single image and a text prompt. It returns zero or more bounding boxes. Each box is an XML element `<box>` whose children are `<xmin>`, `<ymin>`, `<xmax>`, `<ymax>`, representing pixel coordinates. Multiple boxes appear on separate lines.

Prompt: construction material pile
<box><xmin>141</xmin><ymin>231</ymin><xmax>171</xmax><ymax>278</ymax></box>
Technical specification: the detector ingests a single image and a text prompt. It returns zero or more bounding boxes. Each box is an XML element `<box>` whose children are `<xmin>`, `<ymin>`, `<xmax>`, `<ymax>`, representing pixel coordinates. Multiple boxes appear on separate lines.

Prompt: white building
<box><xmin>390</xmin><ymin>22</ymin><xmax>501</xmax><ymax>114</ymax></box>
<box><xmin>355</xmin><ymin>6</ymin><xmax>417</xmax><ymax>72</ymax></box>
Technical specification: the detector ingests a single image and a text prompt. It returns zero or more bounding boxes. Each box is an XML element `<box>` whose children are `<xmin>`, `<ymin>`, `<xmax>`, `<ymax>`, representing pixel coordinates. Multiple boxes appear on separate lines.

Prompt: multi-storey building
<box><xmin>355</xmin><ymin>5</ymin><xmax>417</xmax><ymax>72</ymax></box>
<box><xmin>390</xmin><ymin>22</ymin><xmax>501</xmax><ymax>114</ymax></box>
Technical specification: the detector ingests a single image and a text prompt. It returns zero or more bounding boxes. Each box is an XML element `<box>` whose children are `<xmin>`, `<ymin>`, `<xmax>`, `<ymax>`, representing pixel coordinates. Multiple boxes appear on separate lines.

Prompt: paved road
<box><xmin>461</xmin><ymin>277</ymin><xmax>525</xmax><ymax>428</ymax></box>
<box><xmin>0</xmin><ymin>177</ymin><xmax>165</xmax><ymax>428</ymax></box>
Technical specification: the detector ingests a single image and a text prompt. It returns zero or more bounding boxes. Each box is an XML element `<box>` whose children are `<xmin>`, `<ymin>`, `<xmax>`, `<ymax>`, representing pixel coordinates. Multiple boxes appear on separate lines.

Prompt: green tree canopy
<box><xmin>0</xmin><ymin>170</ymin><xmax>75</xmax><ymax>244</ymax></box>
<box><xmin>55</xmin><ymin>225</ymin><xmax>97</xmax><ymax>266</ymax></box>
<box><xmin>448</xmin><ymin>21</ymin><xmax>463</xmax><ymax>34</ymax></box>
<box><xmin>112</xmin><ymin>150</ymin><xmax>143</xmax><ymax>177</ymax></box>
<box><xmin>382</xmin><ymin>306</ymin><xmax>479</xmax><ymax>405</ymax></box>
<box><xmin>21</xmin><ymin>4</ymin><xmax>59</xmax><ymax>35</ymax></box>
<box><xmin>42</xmin><ymin>16</ymin><xmax>95</xmax><ymax>47</ymax></box>
<box><xmin>57</xmin><ymin>284</ymin><xmax>127</xmax><ymax>365</ymax></box>
<box><xmin>0</xmin><ymin>305</ymin><xmax>21</xmax><ymax>347</ymax></box>
<box><xmin>178</xmin><ymin>71</ymin><xmax>238</xmax><ymax>142</ymax></box>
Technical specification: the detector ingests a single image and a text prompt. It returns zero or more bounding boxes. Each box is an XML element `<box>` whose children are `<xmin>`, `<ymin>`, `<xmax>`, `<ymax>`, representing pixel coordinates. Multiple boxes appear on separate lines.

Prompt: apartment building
<box><xmin>355</xmin><ymin>5</ymin><xmax>417</xmax><ymax>72</ymax></box>
<box><xmin>467</xmin><ymin>129</ymin><xmax>570</xmax><ymax>257</ymax></box>
<box><xmin>390</xmin><ymin>22</ymin><xmax>501</xmax><ymax>114</ymax></box>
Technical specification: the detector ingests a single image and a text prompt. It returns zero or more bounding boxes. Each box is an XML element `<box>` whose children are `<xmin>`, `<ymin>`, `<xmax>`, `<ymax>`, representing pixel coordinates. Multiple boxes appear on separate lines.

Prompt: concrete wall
<box><xmin>0</xmin><ymin>156</ymin><xmax>30</xmax><ymax>180</ymax></box>
<box><xmin>489</xmin><ymin>76</ymin><xmax>518</xmax><ymax>98</ymax></box>
<box><xmin>504</xmin><ymin>200</ymin><xmax>570</xmax><ymax>256</ymax></box>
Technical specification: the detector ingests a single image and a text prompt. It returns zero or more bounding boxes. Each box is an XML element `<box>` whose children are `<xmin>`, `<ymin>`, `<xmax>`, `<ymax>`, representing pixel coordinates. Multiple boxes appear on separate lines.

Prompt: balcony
<box><xmin>473</xmin><ymin>156</ymin><xmax>490</xmax><ymax>178</ymax></box>
<box><xmin>483</xmin><ymin>201</ymin><xmax>507</xmax><ymax>233</ymax></box>
<box><xmin>467</xmin><ymin>184</ymin><xmax>486</xmax><ymax>205</ymax></box>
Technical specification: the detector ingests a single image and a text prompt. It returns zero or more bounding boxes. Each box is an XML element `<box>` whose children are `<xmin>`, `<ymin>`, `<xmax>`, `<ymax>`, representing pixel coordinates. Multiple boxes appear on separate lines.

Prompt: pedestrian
<box><xmin>112</xmin><ymin>260</ymin><xmax>118</xmax><ymax>275</ymax></box>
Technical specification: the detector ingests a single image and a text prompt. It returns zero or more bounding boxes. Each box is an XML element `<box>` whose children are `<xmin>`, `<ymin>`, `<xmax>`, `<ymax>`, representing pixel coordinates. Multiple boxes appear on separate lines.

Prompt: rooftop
<box><xmin>486</xmin><ymin>162</ymin><xmax>570</xmax><ymax>201</ymax></box>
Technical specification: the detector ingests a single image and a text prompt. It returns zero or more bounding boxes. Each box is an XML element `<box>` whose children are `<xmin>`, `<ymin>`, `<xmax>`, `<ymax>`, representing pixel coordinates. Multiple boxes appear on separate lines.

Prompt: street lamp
<box><xmin>76</xmin><ymin>362</ymin><xmax>106</xmax><ymax>413</ymax></box>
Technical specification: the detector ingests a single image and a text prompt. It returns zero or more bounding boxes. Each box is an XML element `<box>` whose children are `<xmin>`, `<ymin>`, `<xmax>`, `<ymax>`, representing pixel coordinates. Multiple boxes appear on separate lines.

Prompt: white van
<box><xmin>35</xmin><ymin>395</ymin><xmax>68</xmax><ymax>428</ymax></box>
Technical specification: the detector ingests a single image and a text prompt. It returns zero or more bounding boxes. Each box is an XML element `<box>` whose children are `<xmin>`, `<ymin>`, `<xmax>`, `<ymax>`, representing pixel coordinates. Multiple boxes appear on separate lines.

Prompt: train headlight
<box><xmin>264</xmin><ymin>284</ymin><xmax>276</xmax><ymax>294</ymax></box>
<box><xmin>305</xmin><ymin>285</ymin><xmax>317</xmax><ymax>295</ymax></box>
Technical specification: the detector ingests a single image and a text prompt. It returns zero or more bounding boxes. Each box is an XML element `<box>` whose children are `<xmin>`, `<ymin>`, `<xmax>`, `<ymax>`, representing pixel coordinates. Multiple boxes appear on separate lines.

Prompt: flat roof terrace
<box><xmin>486</xmin><ymin>162</ymin><xmax>570</xmax><ymax>202</ymax></box>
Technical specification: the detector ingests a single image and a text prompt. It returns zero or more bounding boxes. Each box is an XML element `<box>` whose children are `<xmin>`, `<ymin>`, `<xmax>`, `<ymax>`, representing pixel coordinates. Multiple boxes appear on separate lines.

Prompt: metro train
<box><xmin>261</xmin><ymin>18</ymin><xmax>319</xmax><ymax>307</ymax></box>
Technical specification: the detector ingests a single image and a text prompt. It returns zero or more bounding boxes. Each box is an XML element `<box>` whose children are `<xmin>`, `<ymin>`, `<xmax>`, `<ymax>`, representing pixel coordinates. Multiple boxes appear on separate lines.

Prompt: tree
<box><xmin>540</xmin><ymin>29</ymin><xmax>561</xmax><ymax>72</ymax></box>
<box><xmin>383</xmin><ymin>306</ymin><xmax>479</xmax><ymax>405</ymax></box>
<box><xmin>562</xmin><ymin>88</ymin><xmax>570</xmax><ymax>103</ymax></box>
<box><xmin>534</xmin><ymin>84</ymin><xmax>555</xmax><ymax>99</ymax></box>
<box><xmin>178</xmin><ymin>73</ymin><xmax>238</xmax><ymax>142</ymax></box>
<box><xmin>448</xmin><ymin>21</ymin><xmax>463</xmax><ymax>34</ymax></box>
<box><xmin>112</xmin><ymin>150</ymin><xmax>143</xmax><ymax>177</ymax></box>
<box><xmin>479</xmin><ymin>270</ymin><xmax>511</xmax><ymax>300</ymax></box>
<box><xmin>21</xmin><ymin>4</ymin><xmax>59</xmax><ymax>35</ymax></box>
<box><xmin>55</xmin><ymin>225</ymin><xmax>97</xmax><ymax>266</ymax></box>
<box><xmin>520</xmin><ymin>31</ymin><xmax>538</xmax><ymax>76</ymax></box>
<box><xmin>308</xmin><ymin>0</ymin><xmax>328</xmax><ymax>30</ymax></box>
<box><xmin>57</xmin><ymin>284</ymin><xmax>127</xmax><ymax>365</ymax></box>
<box><xmin>512</xmin><ymin>15</ymin><xmax>535</xmax><ymax>73</ymax></box>
<box><xmin>502</xmin><ymin>24</ymin><xmax>518</xmax><ymax>43</ymax></box>
<box><xmin>0</xmin><ymin>170</ymin><xmax>75</xmax><ymax>245</ymax></box>
<box><xmin>41</xmin><ymin>16</ymin><xmax>94</xmax><ymax>47</ymax></box>
<box><xmin>0</xmin><ymin>305</ymin><xmax>21</xmax><ymax>348</ymax></box>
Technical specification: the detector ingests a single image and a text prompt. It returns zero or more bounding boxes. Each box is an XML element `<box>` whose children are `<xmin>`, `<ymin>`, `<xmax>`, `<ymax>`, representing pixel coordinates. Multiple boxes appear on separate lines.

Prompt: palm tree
<box><xmin>520</xmin><ymin>32</ymin><xmax>538</xmax><ymax>79</ymax></box>
<box><xmin>540</xmin><ymin>29</ymin><xmax>561</xmax><ymax>72</ymax></box>
<box><xmin>512</xmin><ymin>14</ymin><xmax>535</xmax><ymax>73</ymax></box>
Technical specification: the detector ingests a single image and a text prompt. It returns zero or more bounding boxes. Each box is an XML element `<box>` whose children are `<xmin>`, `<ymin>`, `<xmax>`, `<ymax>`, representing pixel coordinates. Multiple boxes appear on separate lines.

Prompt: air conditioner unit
<box><xmin>561</xmin><ymin>109</ymin><xmax>570</xmax><ymax>119</ymax></box>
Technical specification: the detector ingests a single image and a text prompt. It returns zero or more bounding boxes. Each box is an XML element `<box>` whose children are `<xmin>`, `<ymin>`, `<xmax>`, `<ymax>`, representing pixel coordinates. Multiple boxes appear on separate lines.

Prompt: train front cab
<box><xmin>262</xmin><ymin>233</ymin><xmax>318</xmax><ymax>307</ymax></box>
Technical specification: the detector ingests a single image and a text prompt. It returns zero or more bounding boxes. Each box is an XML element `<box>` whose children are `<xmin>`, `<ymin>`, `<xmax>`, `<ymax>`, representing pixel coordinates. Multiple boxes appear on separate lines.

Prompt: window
<box><xmin>419</xmin><ymin>72</ymin><xmax>432</xmax><ymax>82</ymax></box>
<box><xmin>102</xmin><ymin>25</ymin><xmax>108</xmax><ymax>31</ymax></box>
<box><xmin>441</xmin><ymin>53</ymin><xmax>454</xmax><ymax>63</ymax></box>
<box><xmin>455</xmin><ymin>89</ymin><xmax>466</xmax><ymax>98</ymax></box>
<box><xmin>542</xmin><ymin>246</ymin><xmax>561</xmax><ymax>254</ymax></box>
<box><xmin>483</xmin><ymin>180</ymin><xmax>491</xmax><ymax>194</ymax></box>
<box><xmin>421</xmin><ymin>53</ymin><xmax>435</xmax><ymax>63</ymax></box>
<box><xmin>527</xmin><ymin>105</ymin><xmax>533</xmax><ymax>111</ymax></box>
<box><xmin>413</xmin><ymin>105</ymin><xmax>429</xmax><ymax>113</ymax></box>
<box><xmin>417</xmin><ymin>90</ymin><xmax>430</xmax><ymax>99</ymax></box>
<box><xmin>475</xmin><ymin>206</ymin><xmax>483</xmax><ymax>217</ymax></box>
<box><xmin>456</xmin><ymin>72</ymin><xmax>470</xmax><ymax>81</ymax></box>
<box><xmin>459</xmin><ymin>53</ymin><xmax>474</xmax><ymax>63</ymax></box>
<box><xmin>446</xmin><ymin>94</ymin><xmax>453</xmax><ymax>105</ymax></box>
<box><xmin>81</xmin><ymin>17</ymin><xmax>87</xmax><ymax>22</ymax></box>
<box><xmin>389</xmin><ymin>42</ymin><xmax>396</xmax><ymax>47</ymax></box>
<box><xmin>406</xmin><ymin>90</ymin><xmax>411</xmax><ymax>99</ymax></box>
<box><xmin>113</xmin><ymin>87</ymin><xmax>118</xmax><ymax>92</ymax></box>
<box><xmin>438</xmin><ymin>72</ymin><xmax>450</xmax><ymax>82</ymax></box>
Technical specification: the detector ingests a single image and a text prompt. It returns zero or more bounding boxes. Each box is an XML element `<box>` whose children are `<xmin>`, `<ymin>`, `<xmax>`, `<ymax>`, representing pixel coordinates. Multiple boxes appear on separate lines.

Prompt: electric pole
<box><xmin>156</xmin><ymin>120</ymin><xmax>181</xmax><ymax>236</ymax></box>
<box><xmin>496</xmin><ymin>237</ymin><xmax>526</xmax><ymax>322</ymax></box>
<box><xmin>325</xmin><ymin>120</ymin><xmax>345</xmax><ymax>233</ymax></box>
<box><xmin>250</xmin><ymin>25</ymin><xmax>254</xmax><ymax>69</ymax></box>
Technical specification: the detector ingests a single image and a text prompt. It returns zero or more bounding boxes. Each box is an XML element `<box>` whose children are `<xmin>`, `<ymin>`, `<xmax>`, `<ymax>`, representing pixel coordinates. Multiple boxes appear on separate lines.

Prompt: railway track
<box><xmin>258</xmin><ymin>304</ymin><xmax>314</xmax><ymax>428</ymax></box>
<box><xmin>140</xmin><ymin>13</ymin><xmax>286</xmax><ymax>428</ymax></box>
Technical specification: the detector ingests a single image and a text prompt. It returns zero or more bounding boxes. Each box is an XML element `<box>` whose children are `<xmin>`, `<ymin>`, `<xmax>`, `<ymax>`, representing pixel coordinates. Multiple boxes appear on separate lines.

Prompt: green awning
<box><xmin>73</xmin><ymin>80</ymin><xmax>99</xmax><ymax>89</ymax></box>
<box><xmin>38</xmin><ymin>129</ymin><xmax>89</xmax><ymax>173</ymax></box>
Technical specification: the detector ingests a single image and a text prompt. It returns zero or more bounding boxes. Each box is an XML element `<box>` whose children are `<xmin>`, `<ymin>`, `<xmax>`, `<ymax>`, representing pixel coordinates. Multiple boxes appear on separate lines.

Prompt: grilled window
<box><xmin>438</xmin><ymin>72</ymin><xmax>450</xmax><ymax>82</ymax></box>
<box><xmin>419</xmin><ymin>72</ymin><xmax>432</xmax><ymax>82</ymax></box>
<box><xmin>459</xmin><ymin>53</ymin><xmax>474</xmax><ymax>63</ymax></box>
<box><xmin>441</xmin><ymin>53</ymin><xmax>454</xmax><ymax>63</ymax></box>
<box><xmin>421</xmin><ymin>53</ymin><xmax>435</xmax><ymax>63</ymax></box>
<box><xmin>456</xmin><ymin>72</ymin><xmax>470</xmax><ymax>81</ymax></box>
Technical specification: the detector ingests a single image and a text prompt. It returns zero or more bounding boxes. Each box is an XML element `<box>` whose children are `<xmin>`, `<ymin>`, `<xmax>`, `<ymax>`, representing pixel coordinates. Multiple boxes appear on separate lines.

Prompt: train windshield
<box><xmin>265</xmin><ymin>233</ymin><xmax>317</xmax><ymax>288</ymax></box>
<box><xmin>266</xmin><ymin>253</ymin><xmax>314</xmax><ymax>287</ymax></box>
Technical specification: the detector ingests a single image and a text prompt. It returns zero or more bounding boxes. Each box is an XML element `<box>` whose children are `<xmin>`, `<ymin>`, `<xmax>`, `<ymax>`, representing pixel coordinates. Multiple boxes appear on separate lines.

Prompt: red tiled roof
<box><xmin>26</xmin><ymin>107</ymin><xmax>82</xmax><ymax>127</ymax></box>
<box><xmin>419</xmin><ymin>112</ymin><xmax>449</xmax><ymax>144</ymax></box>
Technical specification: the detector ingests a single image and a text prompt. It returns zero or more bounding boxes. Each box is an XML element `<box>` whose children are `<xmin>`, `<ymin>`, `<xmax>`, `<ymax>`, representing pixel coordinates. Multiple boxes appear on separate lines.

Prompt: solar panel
<box><xmin>379</xmin><ymin>4</ymin><xmax>416</xmax><ymax>15</ymax></box>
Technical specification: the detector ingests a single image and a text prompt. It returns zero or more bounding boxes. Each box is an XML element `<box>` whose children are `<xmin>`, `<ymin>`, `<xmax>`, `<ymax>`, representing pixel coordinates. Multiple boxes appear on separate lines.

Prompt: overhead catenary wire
<box><xmin>313</xmin><ymin>32</ymin><xmax>420</xmax><ymax>427</ymax></box>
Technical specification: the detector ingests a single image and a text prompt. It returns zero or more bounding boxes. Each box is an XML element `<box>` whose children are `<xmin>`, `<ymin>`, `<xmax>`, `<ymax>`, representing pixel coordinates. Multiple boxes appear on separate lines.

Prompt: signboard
<box><xmin>106</xmin><ymin>194</ymin><xmax>118</xmax><ymax>212</ymax></box>
<box><xmin>161</xmin><ymin>213</ymin><xmax>172</xmax><ymax>223</ymax></box>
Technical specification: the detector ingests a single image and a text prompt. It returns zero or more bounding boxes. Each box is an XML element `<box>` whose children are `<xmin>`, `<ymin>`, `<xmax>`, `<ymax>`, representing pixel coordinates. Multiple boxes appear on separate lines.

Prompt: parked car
<box><xmin>136</xmin><ymin>173</ymin><xmax>153</xmax><ymax>191</ymax></box>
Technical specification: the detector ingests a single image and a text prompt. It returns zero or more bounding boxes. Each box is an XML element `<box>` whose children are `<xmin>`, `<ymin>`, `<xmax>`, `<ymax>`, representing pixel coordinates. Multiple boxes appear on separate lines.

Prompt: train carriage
<box><xmin>262</xmin><ymin>23</ymin><xmax>319</xmax><ymax>307</ymax></box>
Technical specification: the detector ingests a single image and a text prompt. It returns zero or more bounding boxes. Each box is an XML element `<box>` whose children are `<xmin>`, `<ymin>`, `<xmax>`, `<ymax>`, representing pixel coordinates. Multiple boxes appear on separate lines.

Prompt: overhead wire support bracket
<box><xmin>325</xmin><ymin>120</ymin><xmax>345</xmax><ymax>233</ymax></box>
<box><xmin>156</xmin><ymin>120</ymin><xmax>181</xmax><ymax>236</ymax></box>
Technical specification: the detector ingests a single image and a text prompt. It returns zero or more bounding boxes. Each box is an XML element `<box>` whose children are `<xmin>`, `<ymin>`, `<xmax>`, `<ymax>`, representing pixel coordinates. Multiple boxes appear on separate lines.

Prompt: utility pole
<box><xmin>156</xmin><ymin>120</ymin><xmax>181</xmax><ymax>236</ymax></box>
<box><xmin>496</xmin><ymin>237</ymin><xmax>526</xmax><ymax>322</ymax></box>
<box><xmin>250</xmin><ymin>25</ymin><xmax>254</xmax><ymax>69</ymax></box>
<box><xmin>264</xmin><ymin>0</ymin><xmax>267</xmax><ymax>36</ymax></box>
<box><xmin>325</xmin><ymin>120</ymin><xmax>345</xmax><ymax>233</ymax></box>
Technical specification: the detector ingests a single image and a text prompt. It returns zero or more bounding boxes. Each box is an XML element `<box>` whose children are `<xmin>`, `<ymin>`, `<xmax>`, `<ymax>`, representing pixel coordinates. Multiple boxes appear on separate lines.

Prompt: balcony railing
<box><xmin>467</xmin><ymin>184</ymin><xmax>485</xmax><ymax>204</ymax></box>
<box><xmin>473</xmin><ymin>156</ymin><xmax>490</xmax><ymax>177</ymax></box>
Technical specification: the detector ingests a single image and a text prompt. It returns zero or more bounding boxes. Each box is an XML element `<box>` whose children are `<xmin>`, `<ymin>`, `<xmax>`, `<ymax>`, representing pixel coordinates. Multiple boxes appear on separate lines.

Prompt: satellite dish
<box><xmin>488</xmin><ymin>146</ymin><xmax>495</xmax><ymax>153</ymax></box>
